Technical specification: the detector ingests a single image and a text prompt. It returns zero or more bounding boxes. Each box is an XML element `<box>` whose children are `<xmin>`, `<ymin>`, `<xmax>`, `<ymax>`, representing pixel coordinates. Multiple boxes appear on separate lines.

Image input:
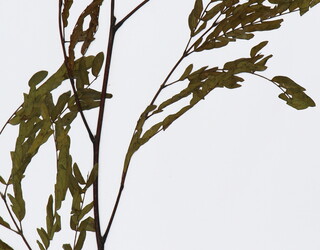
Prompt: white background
<box><xmin>1</xmin><ymin>0</ymin><xmax>320</xmax><ymax>249</ymax></box>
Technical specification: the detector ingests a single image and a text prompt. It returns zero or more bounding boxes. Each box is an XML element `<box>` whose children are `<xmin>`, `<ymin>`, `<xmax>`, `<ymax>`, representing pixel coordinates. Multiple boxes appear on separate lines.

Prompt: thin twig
<box><xmin>0</xmin><ymin>193</ymin><xmax>32</xmax><ymax>250</ymax></box>
<box><xmin>101</xmin><ymin>16</ymin><xmax>194</xmax><ymax>244</ymax></box>
<box><xmin>115</xmin><ymin>0</ymin><xmax>150</xmax><ymax>30</ymax></box>
<box><xmin>251</xmin><ymin>72</ymin><xmax>289</xmax><ymax>97</ymax></box>
<box><xmin>96</xmin><ymin>0</ymin><xmax>152</xmax><ymax>246</ymax></box>
<box><xmin>92</xmin><ymin>0</ymin><xmax>117</xmax><ymax>247</ymax></box>
<box><xmin>0</xmin><ymin>104</ymin><xmax>22</xmax><ymax>135</ymax></box>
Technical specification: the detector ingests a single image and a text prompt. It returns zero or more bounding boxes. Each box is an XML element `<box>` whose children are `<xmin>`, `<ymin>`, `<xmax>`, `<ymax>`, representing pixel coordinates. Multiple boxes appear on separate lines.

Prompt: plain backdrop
<box><xmin>1</xmin><ymin>1</ymin><xmax>320</xmax><ymax>249</ymax></box>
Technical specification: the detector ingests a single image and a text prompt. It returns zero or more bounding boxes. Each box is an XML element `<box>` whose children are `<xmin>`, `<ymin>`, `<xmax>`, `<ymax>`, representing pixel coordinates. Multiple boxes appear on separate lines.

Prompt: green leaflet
<box><xmin>244</xmin><ymin>19</ymin><xmax>283</xmax><ymax>32</ymax></box>
<box><xmin>78</xmin><ymin>216</ymin><xmax>95</xmax><ymax>232</ymax></box>
<box><xmin>0</xmin><ymin>216</ymin><xmax>11</xmax><ymax>229</ymax></box>
<box><xmin>51</xmin><ymin>91</ymin><xmax>71</xmax><ymax>121</ymax></box>
<box><xmin>140</xmin><ymin>122</ymin><xmax>163</xmax><ymax>145</ymax></box>
<box><xmin>250</xmin><ymin>41</ymin><xmax>268</xmax><ymax>58</ymax></box>
<box><xmin>69</xmin><ymin>170</ymin><xmax>83</xmax><ymax>197</ymax></box>
<box><xmin>73</xmin><ymin>163</ymin><xmax>86</xmax><ymax>185</ymax></box>
<box><xmin>28</xmin><ymin>71</ymin><xmax>48</xmax><ymax>87</ymax></box>
<box><xmin>71</xmin><ymin>190</ymin><xmax>81</xmax><ymax>213</ymax></box>
<box><xmin>92</xmin><ymin>52</ymin><xmax>104</xmax><ymax>77</ymax></box>
<box><xmin>54</xmin><ymin>121</ymin><xmax>72</xmax><ymax>211</ymax></box>
<box><xmin>162</xmin><ymin>106</ymin><xmax>191</xmax><ymax>131</ymax></box>
<box><xmin>75</xmin><ymin>231</ymin><xmax>86</xmax><ymax>250</ymax></box>
<box><xmin>202</xmin><ymin>3</ymin><xmax>221</xmax><ymax>21</ymax></box>
<box><xmin>52</xmin><ymin>213</ymin><xmax>61</xmax><ymax>236</ymax></box>
<box><xmin>0</xmin><ymin>239</ymin><xmax>14</xmax><ymax>250</ymax></box>
<box><xmin>46</xmin><ymin>195</ymin><xmax>54</xmax><ymax>238</ymax></box>
<box><xmin>62</xmin><ymin>244</ymin><xmax>73</xmax><ymax>250</ymax></box>
<box><xmin>36</xmin><ymin>241</ymin><xmax>45</xmax><ymax>250</ymax></box>
<box><xmin>78</xmin><ymin>202</ymin><xmax>94</xmax><ymax>221</ymax></box>
<box><xmin>194</xmin><ymin>0</ymin><xmax>203</xmax><ymax>18</ymax></box>
<box><xmin>68</xmin><ymin>88</ymin><xmax>112</xmax><ymax>112</ymax></box>
<box><xmin>27</xmin><ymin>120</ymin><xmax>53</xmax><ymax>156</ymax></box>
<box><xmin>85</xmin><ymin>163</ymin><xmax>98</xmax><ymax>189</ymax></box>
<box><xmin>8</xmin><ymin>193</ymin><xmax>25</xmax><ymax>222</ymax></box>
<box><xmin>272</xmin><ymin>76</ymin><xmax>306</xmax><ymax>91</ymax></box>
<box><xmin>37</xmin><ymin>227</ymin><xmax>50</xmax><ymax>249</ymax></box>
<box><xmin>0</xmin><ymin>175</ymin><xmax>7</xmax><ymax>185</ymax></box>
<box><xmin>188</xmin><ymin>0</ymin><xmax>204</xmax><ymax>36</ymax></box>
<box><xmin>273</xmin><ymin>76</ymin><xmax>315</xmax><ymax>109</ymax></box>
<box><xmin>76</xmin><ymin>57</ymin><xmax>90</xmax><ymax>89</ymax></box>
<box><xmin>179</xmin><ymin>64</ymin><xmax>194</xmax><ymax>81</ymax></box>
<box><xmin>60</xmin><ymin>111</ymin><xmax>78</xmax><ymax>126</ymax></box>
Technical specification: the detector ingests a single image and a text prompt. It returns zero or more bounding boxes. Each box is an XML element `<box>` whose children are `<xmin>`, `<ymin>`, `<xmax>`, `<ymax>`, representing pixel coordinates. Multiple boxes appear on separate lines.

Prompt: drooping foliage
<box><xmin>0</xmin><ymin>0</ymin><xmax>318</xmax><ymax>249</ymax></box>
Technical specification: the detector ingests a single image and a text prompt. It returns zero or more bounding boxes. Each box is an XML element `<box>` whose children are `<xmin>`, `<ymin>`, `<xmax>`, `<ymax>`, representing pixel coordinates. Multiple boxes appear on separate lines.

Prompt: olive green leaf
<box><xmin>189</xmin><ymin>0</ymin><xmax>204</xmax><ymax>36</ymax></box>
<box><xmin>202</xmin><ymin>3</ymin><xmax>221</xmax><ymax>21</ymax></box>
<box><xmin>250</xmin><ymin>41</ymin><xmax>268</xmax><ymax>58</ymax></box>
<box><xmin>52</xmin><ymin>213</ymin><xmax>61</xmax><ymax>236</ymax></box>
<box><xmin>7</xmin><ymin>194</ymin><xmax>25</xmax><ymax>221</ymax></box>
<box><xmin>75</xmin><ymin>230</ymin><xmax>86</xmax><ymax>250</ymax></box>
<box><xmin>0</xmin><ymin>176</ymin><xmax>6</xmax><ymax>185</ymax></box>
<box><xmin>51</xmin><ymin>91</ymin><xmax>71</xmax><ymax>121</ymax></box>
<box><xmin>272</xmin><ymin>76</ymin><xmax>315</xmax><ymax>110</ymax></box>
<box><xmin>28</xmin><ymin>71</ymin><xmax>48</xmax><ymax>88</ymax></box>
<box><xmin>73</xmin><ymin>163</ymin><xmax>86</xmax><ymax>185</ymax></box>
<box><xmin>0</xmin><ymin>216</ymin><xmax>11</xmax><ymax>229</ymax></box>
<box><xmin>78</xmin><ymin>202</ymin><xmax>94</xmax><ymax>222</ymax></box>
<box><xmin>85</xmin><ymin>164</ymin><xmax>98</xmax><ymax>189</ymax></box>
<box><xmin>60</xmin><ymin>111</ymin><xmax>78</xmax><ymax>126</ymax></box>
<box><xmin>179</xmin><ymin>64</ymin><xmax>194</xmax><ymax>81</ymax></box>
<box><xmin>62</xmin><ymin>244</ymin><xmax>72</xmax><ymax>250</ymax></box>
<box><xmin>0</xmin><ymin>240</ymin><xmax>14</xmax><ymax>250</ymax></box>
<box><xmin>37</xmin><ymin>227</ymin><xmax>50</xmax><ymax>248</ymax></box>
<box><xmin>46</xmin><ymin>195</ymin><xmax>54</xmax><ymax>237</ymax></box>
<box><xmin>36</xmin><ymin>241</ymin><xmax>45</xmax><ymax>250</ymax></box>
<box><xmin>92</xmin><ymin>52</ymin><xmax>105</xmax><ymax>77</ymax></box>
<box><xmin>78</xmin><ymin>216</ymin><xmax>95</xmax><ymax>232</ymax></box>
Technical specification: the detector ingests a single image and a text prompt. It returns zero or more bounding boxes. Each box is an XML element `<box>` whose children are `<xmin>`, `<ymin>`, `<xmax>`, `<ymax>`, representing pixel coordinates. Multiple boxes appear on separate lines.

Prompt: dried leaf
<box><xmin>179</xmin><ymin>64</ymin><xmax>193</xmax><ymax>81</ymax></box>
<box><xmin>46</xmin><ymin>195</ymin><xmax>54</xmax><ymax>235</ymax></box>
<box><xmin>250</xmin><ymin>41</ymin><xmax>268</xmax><ymax>58</ymax></box>
<box><xmin>28</xmin><ymin>71</ymin><xmax>48</xmax><ymax>87</ymax></box>
<box><xmin>92</xmin><ymin>52</ymin><xmax>104</xmax><ymax>77</ymax></box>
<box><xmin>0</xmin><ymin>239</ymin><xmax>13</xmax><ymax>250</ymax></box>
<box><xmin>62</xmin><ymin>244</ymin><xmax>73</xmax><ymax>250</ymax></box>
<box><xmin>73</xmin><ymin>163</ymin><xmax>86</xmax><ymax>185</ymax></box>
<box><xmin>0</xmin><ymin>216</ymin><xmax>11</xmax><ymax>229</ymax></box>
<box><xmin>75</xmin><ymin>231</ymin><xmax>86</xmax><ymax>250</ymax></box>
<box><xmin>37</xmin><ymin>228</ymin><xmax>50</xmax><ymax>248</ymax></box>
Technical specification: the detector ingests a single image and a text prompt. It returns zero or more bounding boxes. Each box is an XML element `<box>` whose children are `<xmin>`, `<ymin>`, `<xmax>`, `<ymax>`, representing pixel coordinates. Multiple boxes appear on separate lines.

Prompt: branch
<box><xmin>101</xmin><ymin>26</ymin><xmax>194</xmax><ymax>244</ymax></box>
<box><xmin>115</xmin><ymin>0</ymin><xmax>150</xmax><ymax>30</ymax></box>
<box><xmin>102</xmin><ymin>174</ymin><xmax>125</xmax><ymax>243</ymax></box>
<box><xmin>93</xmin><ymin>0</ymin><xmax>117</xmax><ymax>248</ymax></box>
